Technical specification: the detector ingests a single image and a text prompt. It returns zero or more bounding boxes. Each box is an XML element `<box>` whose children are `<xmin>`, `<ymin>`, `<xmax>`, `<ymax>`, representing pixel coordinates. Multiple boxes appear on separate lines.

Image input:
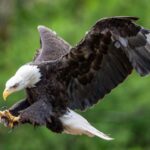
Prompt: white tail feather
<box><xmin>59</xmin><ymin>109</ymin><xmax>113</xmax><ymax>141</ymax></box>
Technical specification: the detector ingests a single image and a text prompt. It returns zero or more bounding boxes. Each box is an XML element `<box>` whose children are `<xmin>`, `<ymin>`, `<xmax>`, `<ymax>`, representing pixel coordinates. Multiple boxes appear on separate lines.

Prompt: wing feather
<box><xmin>33</xmin><ymin>26</ymin><xmax>71</xmax><ymax>62</ymax></box>
<box><xmin>57</xmin><ymin>16</ymin><xmax>150</xmax><ymax>110</ymax></box>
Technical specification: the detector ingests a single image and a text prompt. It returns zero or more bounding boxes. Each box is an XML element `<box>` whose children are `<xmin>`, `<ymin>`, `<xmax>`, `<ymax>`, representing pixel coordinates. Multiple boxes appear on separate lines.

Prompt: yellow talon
<box><xmin>13</xmin><ymin>116</ymin><xmax>20</xmax><ymax>122</ymax></box>
<box><xmin>0</xmin><ymin>111</ymin><xmax>5</xmax><ymax>117</ymax></box>
<box><xmin>4</xmin><ymin>110</ymin><xmax>14</xmax><ymax>120</ymax></box>
<box><xmin>0</xmin><ymin>110</ymin><xmax>20</xmax><ymax>128</ymax></box>
<box><xmin>8</xmin><ymin>122</ymin><xmax>14</xmax><ymax>128</ymax></box>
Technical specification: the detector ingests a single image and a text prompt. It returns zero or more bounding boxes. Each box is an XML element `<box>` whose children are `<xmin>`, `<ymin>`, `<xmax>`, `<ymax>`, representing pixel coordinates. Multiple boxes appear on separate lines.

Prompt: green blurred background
<box><xmin>0</xmin><ymin>0</ymin><xmax>150</xmax><ymax>149</ymax></box>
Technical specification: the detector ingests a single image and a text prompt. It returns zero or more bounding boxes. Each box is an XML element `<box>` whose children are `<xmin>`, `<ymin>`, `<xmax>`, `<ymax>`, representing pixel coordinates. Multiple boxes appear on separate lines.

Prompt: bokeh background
<box><xmin>0</xmin><ymin>0</ymin><xmax>150</xmax><ymax>149</ymax></box>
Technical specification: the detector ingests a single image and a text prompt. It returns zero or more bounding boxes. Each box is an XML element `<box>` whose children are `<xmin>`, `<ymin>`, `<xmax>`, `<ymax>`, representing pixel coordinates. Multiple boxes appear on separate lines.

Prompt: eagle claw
<box><xmin>0</xmin><ymin>110</ymin><xmax>20</xmax><ymax>128</ymax></box>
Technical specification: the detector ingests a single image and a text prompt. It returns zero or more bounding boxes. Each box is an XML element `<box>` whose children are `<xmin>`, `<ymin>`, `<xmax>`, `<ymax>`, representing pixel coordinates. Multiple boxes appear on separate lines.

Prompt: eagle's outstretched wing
<box><xmin>33</xmin><ymin>26</ymin><xmax>71</xmax><ymax>62</ymax></box>
<box><xmin>57</xmin><ymin>16</ymin><xmax>150</xmax><ymax>110</ymax></box>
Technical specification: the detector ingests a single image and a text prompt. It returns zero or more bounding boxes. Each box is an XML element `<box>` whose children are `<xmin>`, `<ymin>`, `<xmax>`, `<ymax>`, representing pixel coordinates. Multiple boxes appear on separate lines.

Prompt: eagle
<box><xmin>0</xmin><ymin>16</ymin><xmax>150</xmax><ymax>140</ymax></box>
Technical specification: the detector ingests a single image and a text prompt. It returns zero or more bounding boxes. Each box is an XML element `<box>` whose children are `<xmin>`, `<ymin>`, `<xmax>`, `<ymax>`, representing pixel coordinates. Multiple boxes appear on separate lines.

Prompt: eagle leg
<box><xmin>9</xmin><ymin>99</ymin><xmax>30</xmax><ymax>116</ymax></box>
<box><xmin>0</xmin><ymin>110</ymin><xmax>20</xmax><ymax>128</ymax></box>
<box><xmin>19</xmin><ymin>100</ymin><xmax>64</xmax><ymax>133</ymax></box>
<box><xmin>19</xmin><ymin>100</ymin><xmax>52</xmax><ymax>126</ymax></box>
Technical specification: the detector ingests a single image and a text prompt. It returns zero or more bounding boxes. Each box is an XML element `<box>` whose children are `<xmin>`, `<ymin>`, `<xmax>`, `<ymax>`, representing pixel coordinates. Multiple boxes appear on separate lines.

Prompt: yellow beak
<box><xmin>3</xmin><ymin>89</ymin><xmax>11</xmax><ymax>101</ymax></box>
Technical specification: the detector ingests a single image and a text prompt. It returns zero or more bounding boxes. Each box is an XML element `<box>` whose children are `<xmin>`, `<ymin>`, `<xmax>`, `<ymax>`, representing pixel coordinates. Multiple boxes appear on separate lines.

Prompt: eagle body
<box><xmin>1</xmin><ymin>16</ymin><xmax>150</xmax><ymax>140</ymax></box>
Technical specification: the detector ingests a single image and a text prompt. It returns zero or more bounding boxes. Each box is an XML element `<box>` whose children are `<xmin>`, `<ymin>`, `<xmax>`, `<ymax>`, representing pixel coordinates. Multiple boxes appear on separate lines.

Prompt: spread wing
<box><xmin>33</xmin><ymin>26</ymin><xmax>71</xmax><ymax>62</ymax></box>
<box><xmin>57</xmin><ymin>16</ymin><xmax>150</xmax><ymax>110</ymax></box>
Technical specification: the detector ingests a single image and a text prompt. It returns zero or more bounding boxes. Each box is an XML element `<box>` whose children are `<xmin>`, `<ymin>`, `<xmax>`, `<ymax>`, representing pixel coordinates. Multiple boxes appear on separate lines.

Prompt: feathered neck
<box><xmin>15</xmin><ymin>64</ymin><xmax>42</xmax><ymax>88</ymax></box>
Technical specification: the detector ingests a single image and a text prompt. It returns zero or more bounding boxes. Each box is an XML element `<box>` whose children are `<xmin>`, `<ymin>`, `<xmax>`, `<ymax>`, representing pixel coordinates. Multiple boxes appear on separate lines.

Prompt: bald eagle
<box><xmin>1</xmin><ymin>16</ymin><xmax>150</xmax><ymax>140</ymax></box>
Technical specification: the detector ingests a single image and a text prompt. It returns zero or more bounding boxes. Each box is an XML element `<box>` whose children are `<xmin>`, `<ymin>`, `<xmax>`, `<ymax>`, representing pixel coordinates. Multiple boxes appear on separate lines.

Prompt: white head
<box><xmin>3</xmin><ymin>64</ymin><xmax>41</xmax><ymax>100</ymax></box>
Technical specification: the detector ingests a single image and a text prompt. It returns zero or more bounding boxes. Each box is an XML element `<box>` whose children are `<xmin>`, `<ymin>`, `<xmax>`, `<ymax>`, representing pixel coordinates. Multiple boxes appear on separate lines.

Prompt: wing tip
<box><xmin>37</xmin><ymin>25</ymin><xmax>46</xmax><ymax>30</ymax></box>
<box><xmin>37</xmin><ymin>25</ymin><xmax>57</xmax><ymax>35</ymax></box>
<box><xmin>37</xmin><ymin>25</ymin><xmax>49</xmax><ymax>33</ymax></box>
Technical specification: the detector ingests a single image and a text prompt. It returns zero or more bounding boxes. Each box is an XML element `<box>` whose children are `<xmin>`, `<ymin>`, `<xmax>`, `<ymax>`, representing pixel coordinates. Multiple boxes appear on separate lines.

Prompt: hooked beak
<box><xmin>3</xmin><ymin>89</ymin><xmax>11</xmax><ymax>101</ymax></box>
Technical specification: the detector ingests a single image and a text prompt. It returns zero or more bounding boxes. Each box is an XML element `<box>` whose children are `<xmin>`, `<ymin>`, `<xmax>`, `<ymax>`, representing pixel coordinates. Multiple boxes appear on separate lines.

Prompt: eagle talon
<box><xmin>0</xmin><ymin>110</ymin><xmax>5</xmax><ymax>117</ymax></box>
<box><xmin>0</xmin><ymin>110</ymin><xmax>20</xmax><ymax>128</ymax></box>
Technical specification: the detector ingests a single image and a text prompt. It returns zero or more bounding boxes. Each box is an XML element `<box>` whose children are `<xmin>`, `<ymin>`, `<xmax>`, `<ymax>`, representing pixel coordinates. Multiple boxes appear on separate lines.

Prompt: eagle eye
<box><xmin>11</xmin><ymin>83</ymin><xmax>19</xmax><ymax>89</ymax></box>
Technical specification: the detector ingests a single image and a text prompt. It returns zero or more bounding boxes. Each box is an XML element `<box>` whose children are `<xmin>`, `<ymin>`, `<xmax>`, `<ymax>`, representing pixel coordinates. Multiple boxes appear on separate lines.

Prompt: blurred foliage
<box><xmin>0</xmin><ymin>0</ymin><xmax>150</xmax><ymax>149</ymax></box>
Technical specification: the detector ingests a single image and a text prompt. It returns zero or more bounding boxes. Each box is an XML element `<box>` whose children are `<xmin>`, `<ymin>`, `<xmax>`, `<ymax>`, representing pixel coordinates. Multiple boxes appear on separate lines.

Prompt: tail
<box><xmin>59</xmin><ymin>109</ymin><xmax>113</xmax><ymax>141</ymax></box>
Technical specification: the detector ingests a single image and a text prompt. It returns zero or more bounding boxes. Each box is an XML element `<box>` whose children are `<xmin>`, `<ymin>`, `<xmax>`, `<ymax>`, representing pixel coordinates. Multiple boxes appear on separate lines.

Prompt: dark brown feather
<box><xmin>56</xmin><ymin>16</ymin><xmax>150</xmax><ymax>110</ymax></box>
